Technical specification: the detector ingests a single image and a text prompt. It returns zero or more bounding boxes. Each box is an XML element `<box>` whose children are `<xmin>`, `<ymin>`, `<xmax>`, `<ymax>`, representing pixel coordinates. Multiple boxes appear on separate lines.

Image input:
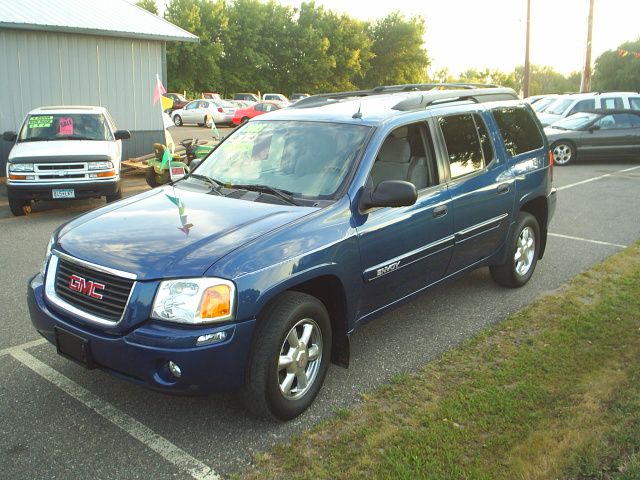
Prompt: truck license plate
<box><xmin>52</xmin><ymin>189</ymin><xmax>75</xmax><ymax>199</ymax></box>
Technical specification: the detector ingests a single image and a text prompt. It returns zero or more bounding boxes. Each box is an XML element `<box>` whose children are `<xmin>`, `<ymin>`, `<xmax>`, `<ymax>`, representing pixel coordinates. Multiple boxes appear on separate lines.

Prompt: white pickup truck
<box><xmin>3</xmin><ymin>106</ymin><xmax>130</xmax><ymax>216</ymax></box>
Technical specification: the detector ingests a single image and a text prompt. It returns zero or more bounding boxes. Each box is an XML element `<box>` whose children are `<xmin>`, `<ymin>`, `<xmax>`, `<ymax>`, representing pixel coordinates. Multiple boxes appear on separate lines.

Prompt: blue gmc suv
<box><xmin>28</xmin><ymin>84</ymin><xmax>557</xmax><ymax>420</ymax></box>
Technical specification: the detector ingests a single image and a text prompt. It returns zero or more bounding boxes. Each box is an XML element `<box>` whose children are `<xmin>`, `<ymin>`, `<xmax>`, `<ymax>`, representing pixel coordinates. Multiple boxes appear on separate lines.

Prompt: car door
<box><xmin>582</xmin><ymin>114</ymin><xmax>632</xmax><ymax>157</ymax></box>
<box><xmin>434</xmin><ymin>111</ymin><xmax>516</xmax><ymax>276</ymax></box>
<box><xmin>182</xmin><ymin>101</ymin><xmax>199</xmax><ymax>123</ymax></box>
<box><xmin>356</xmin><ymin>122</ymin><xmax>454</xmax><ymax>317</ymax></box>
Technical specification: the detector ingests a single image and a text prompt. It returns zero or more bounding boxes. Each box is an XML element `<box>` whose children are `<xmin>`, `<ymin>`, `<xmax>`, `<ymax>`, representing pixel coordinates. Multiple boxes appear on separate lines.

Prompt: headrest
<box><xmin>378</xmin><ymin>137</ymin><xmax>411</xmax><ymax>164</ymax></box>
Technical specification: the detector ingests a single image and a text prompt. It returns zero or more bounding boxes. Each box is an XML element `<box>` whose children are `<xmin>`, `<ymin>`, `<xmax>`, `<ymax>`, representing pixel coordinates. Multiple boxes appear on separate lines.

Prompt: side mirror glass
<box><xmin>3</xmin><ymin>131</ymin><xmax>17</xmax><ymax>142</ymax></box>
<box><xmin>189</xmin><ymin>158</ymin><xmax>203</xmax><ymax>171</ymax></box>
<box><xmin>360</xmin><ymin>180</ymin><xmax>417</xmax><ymax>211</ymax></box>
<box><xmin>114</xmin><ymin>130</ymin><xmax>131</xmax><ymax>140</ymax></box>
<box><xmin>588</xmin><ymin>124</ymin><xmax>601</xmax><ymax>132</ymax></box>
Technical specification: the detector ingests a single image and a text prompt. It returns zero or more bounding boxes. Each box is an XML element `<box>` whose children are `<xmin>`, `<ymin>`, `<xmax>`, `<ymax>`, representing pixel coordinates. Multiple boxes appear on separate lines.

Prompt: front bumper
<box><xmin>8</xmin><ymin>180</ymin><xmax>121</xmax><ymax>201</ymax></box>
<box><xmin>28</xmin><ymin>273</ymin><xmax>256</xmax><ymax>394</ymax></box>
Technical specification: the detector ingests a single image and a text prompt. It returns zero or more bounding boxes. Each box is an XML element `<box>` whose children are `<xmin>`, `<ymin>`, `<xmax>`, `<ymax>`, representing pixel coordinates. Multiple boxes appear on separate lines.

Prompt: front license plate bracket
<box><xmin>54</xmin><ymin>327</ymin><xmax>95</xmax><ymax>369</ymax></box>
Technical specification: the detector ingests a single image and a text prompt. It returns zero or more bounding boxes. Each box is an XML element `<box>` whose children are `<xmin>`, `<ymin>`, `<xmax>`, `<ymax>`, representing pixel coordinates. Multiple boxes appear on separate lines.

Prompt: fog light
<box><xmin>167</xmin><ymin>361</ymin><xmax>182</xmax><ymax>378</ymax></box>
<box><xmin>196</xmin><ymin>331</ymin><xmax>227</xmax><ymax>346</ymax></box>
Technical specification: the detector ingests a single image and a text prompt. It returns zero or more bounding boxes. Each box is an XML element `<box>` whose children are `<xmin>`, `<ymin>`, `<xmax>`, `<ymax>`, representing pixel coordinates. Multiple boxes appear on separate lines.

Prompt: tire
<box><xmin>106</xmin><ymin>189</ymin><xmax>122</xmax><ymax>203</ymax></box>
<box><xmin>205</xmin><ymin>116</ymin><xmax>213</xmax><ymax>128</ymax></box>
<box><xmin>490</xmin><ymin>212</ymin><xmax>540</xmax><ymax>288</ymax></box>
<box><xmin>243</xmin><ymin>291</ymin><xmax>332</xmax><ymax>421</ymax></box>
<box><xmin>145</xmin><ymin>167</ymin><xmax>169</xmax><ymax>188</ymax></box>
<box><xmin>8</xmin><ymin>193</ymin><xmax>31</xmax><ymax>216</ymax></box>
<box><xmin>551</xmin><ymin>141</ymin><xmax>575</xmax><ymax>166</ymax></box>
<box><xmin>173</xmin><ymin>115</ymin><xmax>183</xmax><ymax>127</ymax></box>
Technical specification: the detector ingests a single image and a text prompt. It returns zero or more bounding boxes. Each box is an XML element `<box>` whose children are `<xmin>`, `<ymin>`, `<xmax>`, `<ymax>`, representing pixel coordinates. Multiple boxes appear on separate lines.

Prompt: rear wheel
<box><xmin>243</xmin><ymin>292</ymin><xmax>332</xmax><ymax>420</ymax></box>
<box><xmin>173</xmin><ymin>115</ymin><xmax>183</xmax><ymax>127</ymax></box>
<box><xmin>8</xmin><ymin>193</ymin><xmax>31</xmax><ymax>216</ymax></box>
<box><xmin>552</xmin><ymin>141</ymin><xmax>575</xmax><ymax>166</ymax></box>
<box><xmin>490</xmin><ymin>212</ymin><xmax>540</xmax><ymax>288</ymax></box>
<box><xmin>205</xmin><ymin>116</ymin><xmax>213</xmax><ymax>128</ymax></box>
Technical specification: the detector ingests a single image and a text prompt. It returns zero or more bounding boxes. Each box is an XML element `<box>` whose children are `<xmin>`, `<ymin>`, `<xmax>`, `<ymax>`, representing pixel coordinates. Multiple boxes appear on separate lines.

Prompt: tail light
<box><xmin>548</xmin><ymin>149</ymin><xmax>554</xmax><ymax>183</ymax></box>
<box><xmin>217</xmin><ymin>107</ymin><xmax>224</xmax><ymax>113</ymax></box>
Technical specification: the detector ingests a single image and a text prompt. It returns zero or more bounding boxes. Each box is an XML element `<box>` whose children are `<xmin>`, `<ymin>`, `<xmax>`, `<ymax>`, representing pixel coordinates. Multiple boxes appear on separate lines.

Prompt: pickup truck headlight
<box><xmin>88</xmin><ymin>161</ymin><xmax>114</xmax><ymax>170</ymax></box>
<box><xmin>151</xmin><ymin>278</ymin><xmax>235</xmax><ymax>325</ymax></box>
<box><xmin>41</xmin><ymin>236</ymin><xmax>54</xmax><ymax>276</ymax></box>
<box><xmin>9</xmin><ymin>163</ymin><xmax>34</xmax><ymax>172</ymax></box>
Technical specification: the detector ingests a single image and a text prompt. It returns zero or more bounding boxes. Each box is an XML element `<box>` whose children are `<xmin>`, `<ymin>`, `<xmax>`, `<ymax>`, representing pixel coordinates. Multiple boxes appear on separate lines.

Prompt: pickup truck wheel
<box><xmin>490</xmin><ymin>212</ymin><xmax>540</xmax><ymax>288</ymax></box>
<box><xmin>243</xmin><ymin>292</ymin><xmax>332</xmax><ymax>420</ymax></box>
<box><xmin>551</xmin><ymin>141</ymin><xmax>575</xmax><ymax>166</ymax></box>
<box><xmin>105</xmin><ymin>190</ymin><xmax>122</xmax><ymax>203</ymax></box>
<box><xmin>173</xmin><ymin>115</ymin><xmax>183</xmax><ymax>127</ymax></box>
<box><xmin>8</xmin><ymin>194</ymin><xmax>31</xmax><ymax>216</ymax></box>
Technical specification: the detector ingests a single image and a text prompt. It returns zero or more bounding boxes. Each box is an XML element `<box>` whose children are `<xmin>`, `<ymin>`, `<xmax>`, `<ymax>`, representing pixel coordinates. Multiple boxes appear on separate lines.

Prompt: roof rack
<box><xmin>291</xmin><ymin>83</ymin><xmax>517</xmax><ymax>110</ymax></box>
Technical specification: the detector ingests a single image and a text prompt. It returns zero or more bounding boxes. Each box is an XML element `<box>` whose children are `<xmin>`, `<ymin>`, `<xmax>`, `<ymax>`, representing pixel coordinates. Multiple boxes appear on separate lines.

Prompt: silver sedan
<box><xmin>171</xmin><ymin>99</ymin><xmax>237</xmax><ymax>127</ymax></box>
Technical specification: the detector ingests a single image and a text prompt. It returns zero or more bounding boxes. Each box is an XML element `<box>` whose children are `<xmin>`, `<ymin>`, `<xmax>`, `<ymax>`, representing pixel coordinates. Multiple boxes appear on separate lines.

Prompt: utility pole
<box><xmin>523</xmin><ymin>0</ymin><xmax>531</xmax><ymax>98</ymax></box>
<box><xmin>580</xmin><ymin>0</ymin><xmax>595</xmax><ymax>92</ymax></box>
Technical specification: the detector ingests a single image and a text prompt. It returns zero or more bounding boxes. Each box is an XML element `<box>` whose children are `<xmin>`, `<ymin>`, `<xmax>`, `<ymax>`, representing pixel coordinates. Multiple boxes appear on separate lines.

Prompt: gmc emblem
<box><xmin>68</xmin><ymin>274</ymin><xmax>105</xmax><ymax>300</ymax></box>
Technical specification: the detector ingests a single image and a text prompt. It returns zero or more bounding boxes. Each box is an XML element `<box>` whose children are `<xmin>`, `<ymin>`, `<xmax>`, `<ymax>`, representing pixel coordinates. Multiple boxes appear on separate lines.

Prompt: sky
<box><xmin>152</xmin><ymin>0</ymin><xmax>640</xmax><ymax>76</ymax></box>
<box><xmin>276</xmin><ymin>0</ymin><xmax>640</xmax><ymax>76</ymax></box>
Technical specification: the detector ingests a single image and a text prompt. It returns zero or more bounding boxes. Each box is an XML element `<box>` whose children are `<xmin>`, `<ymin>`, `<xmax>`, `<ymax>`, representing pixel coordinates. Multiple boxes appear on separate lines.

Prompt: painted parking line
<box><xmin>557</xmin><ymin>164</ymin><xmax>640</xmax><ymax>191</ymax></box>
<box><xmin>10</xmin><ymin>349</ymin><xmax>221</xmax><ymax>480</ymax></box>
<box><xmin>549</xmin><ymin>232</ymin><xmax>626</xmax><ymax>249</ymax></box>
<box><xmin>0</xmin><ymin>338</ymin><xmax>47</xmax><ymax>357</ymax></box>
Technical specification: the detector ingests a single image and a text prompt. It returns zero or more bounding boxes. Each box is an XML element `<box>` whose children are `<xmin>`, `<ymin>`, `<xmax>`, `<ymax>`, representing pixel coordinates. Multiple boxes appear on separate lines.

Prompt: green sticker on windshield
<box><xmin>28</xmin><ymin>116</ymin><xmax>53</xmax><ymax>128</ymax></box>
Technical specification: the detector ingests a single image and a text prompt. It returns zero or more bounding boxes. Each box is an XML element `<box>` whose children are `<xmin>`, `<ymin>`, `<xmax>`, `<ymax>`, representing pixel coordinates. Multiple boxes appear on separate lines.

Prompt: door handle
<box><xmin>497</xmin><ymin>183</ymin><xmax>510</xmax><ymax>194</ymax></box>
<box><xmin>433</xmin><ymin>205</ymin><xmax>448</xmax><ymax>218</ymax></box>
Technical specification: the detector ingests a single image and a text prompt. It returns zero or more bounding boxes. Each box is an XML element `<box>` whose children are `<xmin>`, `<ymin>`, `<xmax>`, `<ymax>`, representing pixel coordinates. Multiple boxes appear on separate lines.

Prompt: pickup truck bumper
<box><xmin>8</xmin><ymin>180</ymin><xmax>121</xmax><ymax>201</ymax></box>
<box><xmin>27</xmin><ymin>273</ymin><xmax>255</xmax><ymax>394</ymax></box>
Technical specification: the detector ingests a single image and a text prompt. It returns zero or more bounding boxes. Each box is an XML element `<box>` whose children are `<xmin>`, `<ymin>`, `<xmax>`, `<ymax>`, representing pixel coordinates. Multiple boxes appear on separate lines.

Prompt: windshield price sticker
<box><xmin>28</xmin><ymin>116</ymin><xmax>53</xmax><ymax>128</ymax></box>
<box><xmin>58</xmin><ymin>117</ymin><xmax>74</xmax><ymax>135</ymax></box>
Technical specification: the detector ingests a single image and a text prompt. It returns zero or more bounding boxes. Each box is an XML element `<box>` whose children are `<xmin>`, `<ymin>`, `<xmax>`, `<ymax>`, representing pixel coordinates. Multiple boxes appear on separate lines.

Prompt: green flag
<box><xmin>160</xmin><ymin>146</ymin><xmax>171</xmax><ymax>170</ymax></box>
<box><xmin>211</xmin><ymin>117</ymin><xmax>220</xmax><ymax>139</ymax></box>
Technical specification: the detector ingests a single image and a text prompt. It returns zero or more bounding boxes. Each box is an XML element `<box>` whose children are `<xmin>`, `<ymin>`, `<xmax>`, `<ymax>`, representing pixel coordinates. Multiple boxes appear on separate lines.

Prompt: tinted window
<box><xmin>475</xmin><ymin>114</ymin><xmax>494</xmax><ymax>164</ymax></box>
<box><xmin>629</xmin><ymin>98</ymin><xmax>640</xmax><ymax>110</ymax></box>
<box><xmin>493</xmin><ymin>106</ymin><xmax>544</xmax><ymax>156</ymax></box>
<box><xmin>596</xmin><ymin>115</ymin><xmax>617</xmax><ymax>129</ymax></box>
<box><xmin>601</xmin><ymin>97</ymin><xmax>623</xmax><ymax>109</ymax></box>
<box><xmin>185</xmin><ymin>102</ymin><xmax>198</xmax><ymax>110</ymax></box>
<box><xmin>439</xmin><ymin>114</ymin><xmax>484</xmax><ymax>178</ymax></box>
<box><xmin>568</xmin><ymin>99</ymin><xmax>595</xmax><ymax>115</ymax></box>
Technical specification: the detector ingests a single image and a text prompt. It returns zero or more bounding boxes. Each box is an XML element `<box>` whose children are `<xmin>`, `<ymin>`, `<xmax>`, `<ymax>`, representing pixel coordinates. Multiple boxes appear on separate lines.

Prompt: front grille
<box><xmin>37</xmin><ymin>164</ymin><xmax>84</xmax><ymax>171</ymax></box>
<box><xmin>40</xmin><ymin>174</ymin><xmax>85</xmax><ymax>180</ymax></box>
<box><xmin>54</xmin><ymin>258</ymin><xmax>134</xmax><ymax>322</ymax></box>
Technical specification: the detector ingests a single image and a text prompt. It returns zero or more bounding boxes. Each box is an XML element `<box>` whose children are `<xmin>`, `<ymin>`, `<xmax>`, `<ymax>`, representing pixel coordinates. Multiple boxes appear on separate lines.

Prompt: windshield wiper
<box><xmin>551</xmin><ymin>125</ymin><xmax>568</xmax><ymax>130</ymax></box>
<box><xmin>228</xmin><ymin>183</ymin><xmax>300</xmax><ymax>206</ymax></box>
<box><xmin>21</xmin><ymin>136</ymin><xmax>50</xmax><ymax>142</ymax></box>
<box><xmin>189</xmin><ymin>173</ymin><xmax>223</xmax><ymax>194</ymax></box>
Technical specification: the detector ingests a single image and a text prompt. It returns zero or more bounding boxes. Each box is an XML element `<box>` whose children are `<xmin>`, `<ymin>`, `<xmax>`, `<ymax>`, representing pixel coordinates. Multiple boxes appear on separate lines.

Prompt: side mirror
<box><xmin>589</xmin><ymin>124</ymin><xmax>601</xmax><ymax>133</ymax></box>
<box><xmin>114</xmin><ymin>130</ymin><xmax>131</xmax><ymax>140</ymax></box>
<box><xmin>189</xmin><ymin>158</ymin><xmax>203</xmax><ymax>171</ymax></box>
<box><xmin>360</xmin><ymin>180</ymin><xmax>417</xmax><ymax>211</ymax></box>
<box><xmin>3</xmin><ymin>131</ymin><xmax>17</xmax><ymax>142</ymax></box>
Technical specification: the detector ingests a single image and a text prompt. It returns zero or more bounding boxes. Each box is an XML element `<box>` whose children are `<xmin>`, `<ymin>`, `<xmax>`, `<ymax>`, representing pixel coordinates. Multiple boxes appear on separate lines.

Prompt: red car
<box><xmin>232</xmin><ymin>101</ymin><xmax>286</xmax><ymax>125</ymax></box>
<box><xmin>163</xmin><ymin>93</ymin><xmax>189</xmax><ymax>111</ymax></box>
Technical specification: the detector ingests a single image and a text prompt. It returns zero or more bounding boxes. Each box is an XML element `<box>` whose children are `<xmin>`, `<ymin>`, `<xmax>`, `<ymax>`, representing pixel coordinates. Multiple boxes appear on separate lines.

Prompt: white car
<box><xmin>262</xmin><ymin>93</ymin><xmax>290</xmax><ymax>104</ymax></box>
<box><xmin>537</xmin><ymin>92</ymin><xmax>640</xmax><ymax>126</ymax></box>
<box><xmin>4</xmin><ymin>106</ymin><xmax>129</xmax><ymax>216</ymax></box>
<box><xmin>171</xmin><ymin>99</ymin><xmax>237</xmax><ymax>127</ymax></box>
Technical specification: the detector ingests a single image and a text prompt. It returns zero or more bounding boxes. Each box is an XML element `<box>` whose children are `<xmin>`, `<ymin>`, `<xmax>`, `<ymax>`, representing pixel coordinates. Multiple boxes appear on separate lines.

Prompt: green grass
<box><xmin>239</xmin><ymin>243</ymin><xmax>640</xmax><ymax>480</ymax></box>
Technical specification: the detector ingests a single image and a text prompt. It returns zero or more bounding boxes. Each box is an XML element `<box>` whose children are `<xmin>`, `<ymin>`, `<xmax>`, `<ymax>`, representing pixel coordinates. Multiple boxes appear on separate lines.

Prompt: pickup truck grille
<box><xmin>54</xmin><ymin>258</ymin><xmax>134</xmax><ymax>322</ymax></box>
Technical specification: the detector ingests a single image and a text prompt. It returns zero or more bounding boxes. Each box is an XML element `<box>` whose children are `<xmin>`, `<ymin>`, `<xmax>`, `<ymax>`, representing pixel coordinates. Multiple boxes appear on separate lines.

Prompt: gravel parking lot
<box><xmin>1</xmin><ymin>154</ymin><xmax>639</xmax><ymax>479</ymax></box>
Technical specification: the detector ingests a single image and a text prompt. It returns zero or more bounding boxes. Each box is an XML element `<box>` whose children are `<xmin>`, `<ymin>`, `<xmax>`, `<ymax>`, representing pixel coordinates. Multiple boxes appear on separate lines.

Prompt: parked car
<box><xmin>28</xmin><ymin>84</ymin><xmax>555</xmax><ymax>420</ymax></box>
<box><xmin>227</xmin><ymin>99</ymin><xmax>255</xmax><ymax>109</ymax></box>
<box><xmin>171</xmin><ymin>99</ymin><xmax>236</xmax><ymax>127</ymax></box>
<box><xmin>201</xmin><ymin>92</ymin><xmax>222</xmax><ymax>101</ymax></box>
<box><xmin>231</xmin><ymin>101</ymin><xmax>285</xmax><ymax>125</ymax></box>
<box><xmin>3</xmin><ymin>106</ymin><xmax>130</xmax><ymax>216</ymax></box>
<box><xmin>233</xmin><ymin>92</ymin><xmax>260</xmax><ymax>102</ymax></box>
<box><xmin>163</xmin><ymin>93</ymin><xmax>189</xmax><ymax>111</ymax></box>
<box><xmin>530</xmin><ymin>95</ymin><xmax>559</xmax><ymax>113</ymax></box>
<box><xmin>537</xmin><ymin>92</ymin><xmax>640</xmax><ymax>126</ymax></box>
<box><xmin>545</xmin><ymin>109</ymin><xmax>640</xmax><ymax>165</ymax></box>
<box><xmin>290</xmin><ymin>93</ymin><xmax>310</xmax><ymax>102</ymax></box>
<box><xmin>263</xmin><ymin>93</ymin><xmax>290</xmax><ymax>103</ymax></box>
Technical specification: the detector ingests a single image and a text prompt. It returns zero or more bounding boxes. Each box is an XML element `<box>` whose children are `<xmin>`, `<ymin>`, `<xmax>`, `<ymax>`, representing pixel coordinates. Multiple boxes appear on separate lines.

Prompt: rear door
<box><xmin>434</xmin><ymin>111</ymin><xmax>515</xmax><ymax>275</ymax></box>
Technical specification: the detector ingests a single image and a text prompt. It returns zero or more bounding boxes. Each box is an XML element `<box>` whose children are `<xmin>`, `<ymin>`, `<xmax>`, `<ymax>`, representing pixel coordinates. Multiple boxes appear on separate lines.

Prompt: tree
<box><xmin>513</xmin><ymin>65</ymin><xmax>579</xmax><ymax>95</ymax></box>
<box><xmin>362</xmin><ymin>12</ymin><xmax>429</xmax><ymax>88</ymax></box>
<box><xmin>136</xmin><ymin>0</ymin><xmax>158</xmax><ymax>15</ymax></box>
<box><xmin>593</xmin><ymin>38</ymin><xmax>640</xmax><ymax>92</ymax></box>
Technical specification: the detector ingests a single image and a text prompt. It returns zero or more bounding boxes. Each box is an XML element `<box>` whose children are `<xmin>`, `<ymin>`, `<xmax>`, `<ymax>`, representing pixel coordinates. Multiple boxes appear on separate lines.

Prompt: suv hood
<box><xmin>56</xmin><ymin>185</ymin><xmax>315</xmax><ymax>280</ymax></box>
<box><xmin>9</xmin><ymin>140</ymin><xmax>117</xmax><ymax>162</ymax></box>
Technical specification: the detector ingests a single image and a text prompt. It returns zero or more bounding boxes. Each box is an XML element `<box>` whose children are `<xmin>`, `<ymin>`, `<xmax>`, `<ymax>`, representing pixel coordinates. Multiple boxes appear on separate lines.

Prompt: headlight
<box><xmin>88</xmin><ymin>161</ymin><xmax>114</xmax><ymax>170</ymax></box>
<box><xmin>41</xmin><ymin>236</ymin><xmax>54</xmax><ymax>276</ymax></box>
<box><xmin>9</xmin><ymin>163</ymin><xmax>34</xmax><ymax>172</ymax></box>
<box><xmin>151</xmin><ymin>278</ymin><xmax>235</xmax><ymax>325</ymax></box>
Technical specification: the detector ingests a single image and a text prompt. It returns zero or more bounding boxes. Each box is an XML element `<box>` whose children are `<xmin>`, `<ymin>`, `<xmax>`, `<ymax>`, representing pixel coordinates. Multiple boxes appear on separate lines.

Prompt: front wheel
<box><xmin>8</xmin><ymin>193</ymin><xmax>31</xmax><ymax>216</ymax></box>
<box><xmin>243</xmin><ymin>292</ymin><xmax>332</xmax><ymax>420</ymax></box>
<box><xmin>490</xmin><ymin>212</ymin><xmax>540</xmax><ymax>288</ymax></box>
<box><xmin>105</xmin><ymin>189</ymin><xmax>122</xmax><ymax>203</ymax></box>
<box><xmin>173</xmin><ymin>115</ymin><xmax>183</xmax><ymax>127</ymax></box>
<box><xmin>205</xmin><ymin>116</ymin><xmax>213</xmax><ymax>128</ymax></box>
<box><xmin>552</xmin><ymin>141</ymin><xmax>575</xmax><ymax>166</ymax></box>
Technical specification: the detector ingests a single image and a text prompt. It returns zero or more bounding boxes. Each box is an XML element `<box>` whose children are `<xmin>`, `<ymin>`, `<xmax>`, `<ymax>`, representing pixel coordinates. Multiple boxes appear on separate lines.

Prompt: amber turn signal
<box><xmin>199</xmin><ymin>285</ymin><xmax>231</xmax><ymax>319</ymax></box>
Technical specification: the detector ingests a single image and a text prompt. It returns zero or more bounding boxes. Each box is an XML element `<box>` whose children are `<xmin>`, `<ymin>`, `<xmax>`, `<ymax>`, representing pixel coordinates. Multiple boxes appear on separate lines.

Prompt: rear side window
<box><xmin>601</xmin><ymin>97</ymin><xmax>623</xmax><ymax>109</ymax></box>
<box><xmin>492</xmin><ymin>106</ymin><xmax>544</xmax><ymax>157</ymax></box>
<box><xmin>629</xmin><ymin>98</ymin><xmax>640</xmax><ymax>110</ymax></box>
<box><xmin>439</xmin><ymin>114</ymin><xmax>485</xmax><ymax>178</ymax></box>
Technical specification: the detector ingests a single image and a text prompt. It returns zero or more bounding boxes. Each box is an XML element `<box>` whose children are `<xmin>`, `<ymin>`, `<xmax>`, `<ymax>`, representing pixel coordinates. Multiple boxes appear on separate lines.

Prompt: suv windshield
<box><xmin>544</xmin><ymin>99</ymin><xmax>574</xmax><ymax>115</ymax></box>
<box><xmin>19</xmin><ymin>113</ymin><xmax>113</xmax><ymax>142</ymax></box>
<box><xmin>552</xmin><ymin>112</ymin><xmax>599</xmax><ymax>130</ymax></box>
<box><xmin>193</xmin><ymin>121</ymin><xmax>370</xmax><ymax>199</ymax></box>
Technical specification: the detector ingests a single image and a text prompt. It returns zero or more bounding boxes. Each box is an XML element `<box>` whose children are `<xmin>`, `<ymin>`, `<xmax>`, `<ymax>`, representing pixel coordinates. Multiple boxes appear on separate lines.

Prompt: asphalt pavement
<box><xmin>1</xmin><ymin>153</ymin><xmax>639</xmax><ymax>479</ymax></box>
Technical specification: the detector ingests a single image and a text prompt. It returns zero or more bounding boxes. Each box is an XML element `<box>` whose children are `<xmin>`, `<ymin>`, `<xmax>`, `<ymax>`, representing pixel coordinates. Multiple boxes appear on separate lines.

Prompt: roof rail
<box><xmin>392</xmin><ymin>87</ymin><xmax>519</xmax><ymax>111</ymax></box>
<box><xmin>290</xmin><ymin>82</ymin><xmax>506</xmax><ymax>109</ymax></box>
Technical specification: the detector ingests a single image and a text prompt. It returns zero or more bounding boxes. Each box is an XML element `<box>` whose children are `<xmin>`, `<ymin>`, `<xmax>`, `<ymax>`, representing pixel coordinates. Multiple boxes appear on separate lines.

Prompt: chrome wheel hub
<box><xmin>278</xmin><ymin>318</ymin><xmax>322</xmax><ymax>400</ymax></box>
<box><xmin>514</xmin><ymin>226</ymin><xmax>535</xmax><ymax>276</ymax></box>
<box><xmin>553</xmin><ymin>144</ymin><xmax>572</xmax><ymax>165</ymax></box>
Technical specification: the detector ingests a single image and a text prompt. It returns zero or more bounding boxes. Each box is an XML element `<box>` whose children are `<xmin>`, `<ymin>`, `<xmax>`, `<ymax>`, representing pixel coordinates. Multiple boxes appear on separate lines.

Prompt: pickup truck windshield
<box><xmin>19</xmin><ymin>114</ymin><xmax>113</xmax><ymax>142</ymax></box>
<box><xmin>195</xmin><ymin>121</ymin><xmax>370</xmax><ymax>199</ymax></box>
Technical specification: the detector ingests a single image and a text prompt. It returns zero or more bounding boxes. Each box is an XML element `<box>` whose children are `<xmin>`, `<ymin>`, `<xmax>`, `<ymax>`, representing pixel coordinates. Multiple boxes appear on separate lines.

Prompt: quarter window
<box><xmin>493</xmin><ymin>106</ymin><xmax>544</xmax><ymax>157</ymax></box>
<box><xmin>629</xmin><ymin>98</ymin><xmax>640</xmax><ymax>110</ymax></box>
<box><xmin>439</xmin><ymin>114</ymin><xmax>484</xmax><ymax>179</ymax></box>
<box><xmin>601</xmin><ymin>97</ymin><xmax>623</xmax><ymax>109</ymax></box>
